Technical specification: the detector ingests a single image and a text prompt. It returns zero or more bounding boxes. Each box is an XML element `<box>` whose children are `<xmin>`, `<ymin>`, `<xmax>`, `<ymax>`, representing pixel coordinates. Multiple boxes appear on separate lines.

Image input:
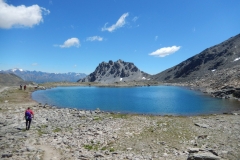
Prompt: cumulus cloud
<box><xmin>149</xmin><ymin>46</ymin><xmax>181</xmax><ymax>57</ymax></box>
<box><xmin>0</xmin><ymin>0</ymin><xmax>50</xmax><ymax>29</ymax></box>
<box><xmin>102</xmin><ymin>12</ymin><xmax>129</xmax><ymax>32</ymax></box>
<box><xmin>86</xmin><ymin>36</ymin><xmax>103</xmax><ymax>42</ymax></box>
<box><xmin>58</xmin><ymin>38</ymin><xmax>80</xmax><ymax>48</ymax></box>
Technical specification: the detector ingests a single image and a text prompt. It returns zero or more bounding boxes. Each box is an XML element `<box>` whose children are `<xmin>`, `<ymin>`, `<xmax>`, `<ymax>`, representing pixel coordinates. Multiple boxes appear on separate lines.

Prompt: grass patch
<box><xmin>40</xmin><ymin>124</ymin><xmax>48</xmax><ymax>129</ymax></box>
<box><xmin>84</xmin><ymin>141</ymin><xmax>101</xmax><ymax>151</ymax></box>
<box><xmin>53</xmin><ymin>128</ymin><xmax>61</xmax><ymax>133</ymax></box>
<box><xmin>101</xmin><ymin>146</ymin><xmax>107</xmax><ymax>150</ymax></box>
<box><xmin>93</xmin><ymin>116</ymin><xmax>102</xmax><ymax>121</ymax></box>
<box><xmin>84</xmin><ymin>144</ymin><xmax>93</xmax><ymax>150</ymax></box>
<box><xmin>37</xmin><ymin>129</ymin><xmax>45</xmax><ymax>136</ymax></box>
<box><xmin>110</xmin><ymin>113</ymin><xmax>128</xmax><ymax>119</ymax></box>
<box><xmin>110</xmin><ymin>148</ymin><xmax>115</xmax><ymax>152</ymax></box>
<box><xmin>36</xmin><ymin>124</ymin><xmax>49</xmax><ymax>136</ymax></box>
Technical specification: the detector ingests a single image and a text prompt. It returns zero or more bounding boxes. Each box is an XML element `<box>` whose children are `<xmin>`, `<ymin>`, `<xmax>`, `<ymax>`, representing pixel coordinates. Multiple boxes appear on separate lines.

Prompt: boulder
<box><xmin>187</xmin><ymin>152</ymin><xmax>221</xmax><ymax>160</ymax></box>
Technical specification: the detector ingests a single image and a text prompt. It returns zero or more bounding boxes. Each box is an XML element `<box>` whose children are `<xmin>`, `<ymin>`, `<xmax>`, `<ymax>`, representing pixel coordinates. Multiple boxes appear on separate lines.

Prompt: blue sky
<box><xmin>0</xmin><ymin>0</ymin><xmax>240</xmax><ymax>75</ymax></box>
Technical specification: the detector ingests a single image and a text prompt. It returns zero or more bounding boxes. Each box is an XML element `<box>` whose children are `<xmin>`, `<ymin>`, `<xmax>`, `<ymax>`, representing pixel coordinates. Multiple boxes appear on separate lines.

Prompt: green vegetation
<box><xmin>110</xmin><ymin>113</ymin><xmax>128</xmax><ymax>119</ymax></box>
<box><xmin>84</xmin><ymin>144</ymin><xmax>93</xmax><ymax>150</ymax></box>
<box><xmin>93</xmin><ymin>116</ymin><xmax>102</xmax><ymax>121</ymax></box>
<box><xmin>83</xmin><ymin>141</ymin><xmax>102</xmax><ymax>151</ymax></box>
<box><xmin>36</xmin><ymin>124</ymin><xmax>49</xmax><ymax>136</ymax></box>
<box><xmin>37</xmin><ymin>129</ymin><xmax>45</xmax><ymax>136</ymax></box>
<box><xmin>53</xmin><ymin>128</ymin><xmax>61</xmax><ymax>133</ymax></box>
<box><xmin>109</xmin><ymin>148</ymin><xmax>115</xmax><ymax>152</ymax></box>
<box><xmin>101</xmin><ymin>146</ymin><xmax>107</xmax><ymax>150</ymax></box>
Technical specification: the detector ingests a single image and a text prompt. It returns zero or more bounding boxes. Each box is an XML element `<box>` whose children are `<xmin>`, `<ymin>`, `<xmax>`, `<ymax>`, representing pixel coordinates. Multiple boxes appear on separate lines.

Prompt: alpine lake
<box><xmin>32</xmin><ymin>86</ymin><xmax>240</xmax><ymax>116</ymax></box>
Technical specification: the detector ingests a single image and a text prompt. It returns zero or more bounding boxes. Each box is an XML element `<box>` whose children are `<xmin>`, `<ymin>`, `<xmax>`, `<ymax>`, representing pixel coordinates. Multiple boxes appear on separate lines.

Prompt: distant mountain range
<box><xmin>0</xmin><ymin>69</ymin><xmax>87</xmax><ymax>83</ymax></box>
<box><xmin>79</xmin><ymin>59</ymin><xmax>151</xmax><ymax>83</ymax></box>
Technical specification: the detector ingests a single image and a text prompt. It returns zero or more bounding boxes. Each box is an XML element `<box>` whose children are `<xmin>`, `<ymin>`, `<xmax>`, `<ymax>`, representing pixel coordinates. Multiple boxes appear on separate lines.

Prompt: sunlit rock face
<box><xmin>79</xmin><ymin>59</ymin><xmax>151</xmax><ymax>83</ymax></box>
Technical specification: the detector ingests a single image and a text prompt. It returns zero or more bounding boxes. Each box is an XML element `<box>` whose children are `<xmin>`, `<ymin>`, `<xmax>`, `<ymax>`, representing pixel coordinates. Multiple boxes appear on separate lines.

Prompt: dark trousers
<box><xmin>26</xmin><ymin>119</ymin><xmax>32</xmax><ymax>130</ymax></box>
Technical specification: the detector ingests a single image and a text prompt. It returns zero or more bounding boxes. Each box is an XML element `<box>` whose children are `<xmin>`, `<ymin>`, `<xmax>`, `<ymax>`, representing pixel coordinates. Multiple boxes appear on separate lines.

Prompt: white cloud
<box><xmin>149</xmin><ymin>46</ymin><xmax>181</xmax><ymax>57</ymax></box>
<box><xmin>86</xmin><ymin>36</ymin><xmax>103</xmax><ymax>41</ymax></box>
<box><xmin>0</xmin><ymin>0</ymin><xmax>50</xmax><ymax>29</ymax></box>
<box><xmin>58</xmin><ymin>38</ymin><xmax>80</xmax><ymax>48</ymax></box>
<box><xmin>132</xmin><ymin>16</ymin><xmax>138</xmax><ymax>22</ymax></box>
<box><xmin>101</xmin><ymin>12</ymin><xmax>129</xmax><ymax>32</ymax></box>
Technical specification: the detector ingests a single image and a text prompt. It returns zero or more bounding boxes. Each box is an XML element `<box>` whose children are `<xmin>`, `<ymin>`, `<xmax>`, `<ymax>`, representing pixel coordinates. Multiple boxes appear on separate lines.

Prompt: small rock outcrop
<box><xmin>78</xmin><ymin>59</ymin><xmax>151</xmax><ymax>83</ymax></box>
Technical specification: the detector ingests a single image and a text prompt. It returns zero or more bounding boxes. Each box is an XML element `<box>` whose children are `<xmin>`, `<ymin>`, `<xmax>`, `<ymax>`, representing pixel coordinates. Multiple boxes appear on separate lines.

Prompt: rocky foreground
<box><xmin>0</xmin><ymin>86</ymin><xmax>240</xmax><ymax>160</ymax></box>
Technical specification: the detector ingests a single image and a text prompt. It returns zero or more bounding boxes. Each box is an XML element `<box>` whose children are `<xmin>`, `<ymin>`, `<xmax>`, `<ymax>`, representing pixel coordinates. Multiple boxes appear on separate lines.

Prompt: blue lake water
<box><xmin>31</xmin><ymin>86</ymin><xmax>240</xmax><ymax>116</ymax></box>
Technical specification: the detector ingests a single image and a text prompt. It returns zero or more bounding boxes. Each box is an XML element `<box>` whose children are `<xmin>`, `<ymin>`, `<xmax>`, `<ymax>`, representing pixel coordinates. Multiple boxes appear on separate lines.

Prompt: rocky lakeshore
<box><xmin>0</xmin><ymin>86</ymin><xmax>240</xmax><ymax>160</ymax></box>
<box><xmin>166</xmin><ymin>65</ymin><xmax>240</xmax><ymax>102</ymax></box>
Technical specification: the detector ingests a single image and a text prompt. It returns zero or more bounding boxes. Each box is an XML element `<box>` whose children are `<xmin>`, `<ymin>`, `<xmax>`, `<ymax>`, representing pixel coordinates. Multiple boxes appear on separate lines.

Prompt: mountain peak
<box><xmin>79</xmin><ymin>60</ymin><xmax>150</xmax><ymax>83</ymax></box>
<box><xmin>12</xmin><ymin>68</ymin><xmax>24</xmax><ymax>72</ymax></box>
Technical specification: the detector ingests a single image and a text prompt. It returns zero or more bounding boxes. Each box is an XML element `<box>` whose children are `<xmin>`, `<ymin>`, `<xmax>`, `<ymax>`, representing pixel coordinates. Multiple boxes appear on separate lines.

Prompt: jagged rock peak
<box><xmin>79</xmin><ymin>60</ymin><xmax>150</xmax><ymax>84</ymax></box>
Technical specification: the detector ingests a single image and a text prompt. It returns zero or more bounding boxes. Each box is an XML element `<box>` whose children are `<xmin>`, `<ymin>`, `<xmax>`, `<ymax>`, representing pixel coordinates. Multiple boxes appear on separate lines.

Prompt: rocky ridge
<box><xmin>152</xmin><ymin>34</ymin><xmax>240</xmax><ymax>83</ymax></box>
<box><xmin>79</xmin><ymin>59</ymin><xmax>151</xmax><ymax>84</ymax></box>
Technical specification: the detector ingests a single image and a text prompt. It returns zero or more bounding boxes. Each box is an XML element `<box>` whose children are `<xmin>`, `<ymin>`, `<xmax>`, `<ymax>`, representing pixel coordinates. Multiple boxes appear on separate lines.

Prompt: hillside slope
<box><xmin>152</xmin><ymin>34</ymin><xmax>240</xmax><ymax>84</ymax></box>
<box><xmin>0</xmin><ymin>73</ymin><xmax>25</xmax><ymax>86</ymax></box>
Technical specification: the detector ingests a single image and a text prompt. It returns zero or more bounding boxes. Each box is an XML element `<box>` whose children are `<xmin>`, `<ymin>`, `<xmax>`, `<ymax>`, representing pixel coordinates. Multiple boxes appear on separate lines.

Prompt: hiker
<box><xmin>25</xmin><ymin>107</ymin><xmax>34</xmax><ymax>130</ymax></box>
<box><xmin>20</xmin><ymin>84</ymin><xmax>22</xmax><ymax>90</ymax></box>
<box><xmin>24</xmin><ymin>85</ymin><xmax>26</xmax><ymax>90</ymax></box>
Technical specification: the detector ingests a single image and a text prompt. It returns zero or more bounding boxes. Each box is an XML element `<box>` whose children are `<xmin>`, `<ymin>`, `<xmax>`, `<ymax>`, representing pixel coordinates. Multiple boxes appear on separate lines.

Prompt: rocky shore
<box><xmin>167</xmin><ymin>65</ymin><xmax>240</xmax><ymax>102</ymax></box>
<box><xmin>0</xmin><ymin>86</ymin><xmax>240</xmax><ymax>160</ymax></box>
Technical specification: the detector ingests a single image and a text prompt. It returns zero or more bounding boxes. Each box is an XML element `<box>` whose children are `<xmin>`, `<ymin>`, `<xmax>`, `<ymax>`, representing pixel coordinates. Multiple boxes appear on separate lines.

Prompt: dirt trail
<box><xmin>37</xmin><ymin>145</ymin><xmax>62</xmax><ymax>160</ymax></box>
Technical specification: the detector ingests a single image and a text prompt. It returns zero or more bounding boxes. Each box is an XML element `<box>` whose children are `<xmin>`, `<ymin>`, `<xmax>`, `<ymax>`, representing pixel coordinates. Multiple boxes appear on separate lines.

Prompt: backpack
<box><xmin>25</xmin><ymin>111</ymin><xmax>31</xmax><ymax>120</ymax></box>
